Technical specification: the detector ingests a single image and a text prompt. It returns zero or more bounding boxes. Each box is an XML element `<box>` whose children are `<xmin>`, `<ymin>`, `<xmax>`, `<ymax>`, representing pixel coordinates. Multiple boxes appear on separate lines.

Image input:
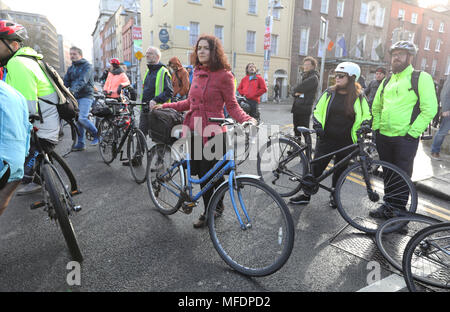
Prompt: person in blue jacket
<box><xmin>63</xmin><ymin>46</ymin><xmax>99</xmax><ymax>151</ymax></box>
<box><xmin>0</xmin><ymin>80</ymin><xmax>32</xmax><ymax>215</ymax></box>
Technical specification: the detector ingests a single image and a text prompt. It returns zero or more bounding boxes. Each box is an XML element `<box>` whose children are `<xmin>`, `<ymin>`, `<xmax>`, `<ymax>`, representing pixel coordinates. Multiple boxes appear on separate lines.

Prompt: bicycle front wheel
<box><xmin>257</xmin><ymin>137</ymin><xmax>307</xmax><ymax>197</ymax></box>
<box><xmin>48</xmin><ymin>151</ymin><xmax>78</xmax><ymax>193</ymax></box>
<box><xmin>98</xmin><ymin>118</ymin><xmax>117</xmax><ymax>164</ymax></box>
<box><xmin>403</xmin><ymin>222</ymin><xmax>450</xmax><ymax>291</ymax></box>
<box><xmin>375</xmin><ymin>214</ymin><xmax>440</xmax><ymax>273</ymax></box>
<box><xmin>42</xmin><ymin>164</ymin><xmax>83</xmax><ymax>262</ymax></box>
<box><xmin>335</xmin><ymin>160</ymin><xmax>418</xmax><ymax>234</ymax></box>
<box><xmin>147</xmin><ymin>144</ymin><xmax>185</xmax><ymax>215</ymax></box>
<box><xmin>127</xmin><ymin>128</ymin><xmax>149</xmax><ymax>184</ymax></box>
<box><xmin>208</xmin><ymin>177</ymin><xmax>294</xmax><ymax>277</ymax></box>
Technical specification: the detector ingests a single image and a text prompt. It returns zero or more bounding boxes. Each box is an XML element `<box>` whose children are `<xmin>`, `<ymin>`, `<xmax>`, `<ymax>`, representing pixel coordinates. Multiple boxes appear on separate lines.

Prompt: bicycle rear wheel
<box><xmin>147</xmin><ymin>143</ymin><xmax>185</xmax><ymax>215</ymax></box>
<box><xmin>48</xmin><ymin>151</ymin><xmax>78</xmax><ymax>193</ymax></box>
<box><xmin>208</xmin><ymin>177</ymin><xmax>294</xmax><ymax>276</ymax></box>
<box><xmin>335</xmin><ymin>159</ymin><xmax>418</xmax><ymax>234</ymax></box>
<box><xmin>127</xmin><ymin>128</ymin><xmax>149</xmax><ymax>184</ymax></box>
<box><xmin>403</xmin><ymin>222</ymin><xmax>450</xmax><ymax>291</ymax></box>
<box><xmin>375</xmin><ymin>214</ymin><xmax>440</xmax><ymax>273</ymax></box>
<box><xmin>42</xmin><ymin>164</ymin><xmax>83</xmax><ymax>262</ymax></box>
<box><xmin>257</xmin><ymin>137</ymin><xmax>307</xmax><ymax>197</ymax></box>
<box><xmin>98</xmin><ymin>118</ymin><xmax>117</xmax><ymax>164</ymax></box>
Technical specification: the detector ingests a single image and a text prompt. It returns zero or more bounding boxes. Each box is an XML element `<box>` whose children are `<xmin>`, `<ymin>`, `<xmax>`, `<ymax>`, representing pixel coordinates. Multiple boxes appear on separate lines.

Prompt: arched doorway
<box><xmin>273</xmin><ymin>69</ymin><xmax>288</xmax><ymax>100</ymax></box>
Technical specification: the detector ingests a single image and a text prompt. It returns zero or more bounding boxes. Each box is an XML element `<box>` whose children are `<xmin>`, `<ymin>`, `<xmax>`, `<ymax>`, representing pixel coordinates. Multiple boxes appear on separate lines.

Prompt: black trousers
<box><xmin>189</xmin><ymin>133</ymin><xmax>228</xmax><ymax>214</ymax></box>
<box><xmin>293</xmin><ymin>107</ymin><xmax>313</xmax><ymax>138</ymax></box>
<box><xmin>23</xmin><ymin>138</ymin><xmax>56</xmax><ymax>184</ymax></box>
<box><xmin>247</xmin><ymin>99</ymin><xmax>260</xmax><ymax>122</ymax></box>
<box><xmin>311</xmin><ymin>137</ymin><xmax>355</xmax><ymax>190</ymax></box>
<box><xmin>376</xmin><ymin>133</ymin><xmax>419</xmax><ymax>209</ymax></box>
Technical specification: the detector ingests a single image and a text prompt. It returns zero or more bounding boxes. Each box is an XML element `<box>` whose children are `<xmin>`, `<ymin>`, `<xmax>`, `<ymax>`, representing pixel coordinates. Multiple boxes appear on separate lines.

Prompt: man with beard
<box><xmin>291</xmin><ymin>57</ymin><xmax>320</xmax><ymax>142</ymax></box>
<box><xmin>237</xmin><ymin>63</ymin><xmax>267</xmax><ymax>121</ymax></box>
<box><xmin>370</xmin><ymin>41</ymin><xmax>437</xmax><ymax>219</ymax></box>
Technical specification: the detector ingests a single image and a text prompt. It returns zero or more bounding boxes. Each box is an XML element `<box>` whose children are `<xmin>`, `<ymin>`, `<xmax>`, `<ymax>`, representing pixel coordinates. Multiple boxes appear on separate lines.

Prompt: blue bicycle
<box><xmin>146</xmin><ymin>118</ymin><xmax>295</xmax><ymax>276</ymax></box>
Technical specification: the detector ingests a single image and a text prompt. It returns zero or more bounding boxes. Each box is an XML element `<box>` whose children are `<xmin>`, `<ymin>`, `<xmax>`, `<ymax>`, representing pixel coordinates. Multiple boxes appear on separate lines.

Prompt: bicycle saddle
<box><xmin>296</xmin><ymin>127</ymin><xmax>316</xmax><ymax>134</ymax></box>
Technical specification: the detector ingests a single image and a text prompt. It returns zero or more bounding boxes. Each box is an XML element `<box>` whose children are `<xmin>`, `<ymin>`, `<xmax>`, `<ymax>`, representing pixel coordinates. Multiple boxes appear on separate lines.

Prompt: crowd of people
<box><xmin>0</xmin><ymin>18</ymin><xmax>449</xmax><ymax>228</ymax></box>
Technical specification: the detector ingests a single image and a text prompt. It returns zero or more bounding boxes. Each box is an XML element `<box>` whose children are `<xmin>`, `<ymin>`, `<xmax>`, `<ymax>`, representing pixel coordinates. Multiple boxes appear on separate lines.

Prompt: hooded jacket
<box><xmin>5</xmin><ymin>47</ymin><xmax>60</xmax><ymax>143</ymax></box>
<box><xmin>103</xmin><ymin>66</ymin><xmax>130</xmax><ymax>98</ymax></box>
<box><xmin>291</xmin><ymin>70</ymin><xmax>319</xmax><ymax>114</ymax></box>
<box><xmin>63</xmin><ymin>58</ymin><xmax>94</xmax><ymax>99</ymax></box>
<box><xmin>169</xmin><ymin>57</ymin><xmax>190</xmax><ymax>97</ymax></box>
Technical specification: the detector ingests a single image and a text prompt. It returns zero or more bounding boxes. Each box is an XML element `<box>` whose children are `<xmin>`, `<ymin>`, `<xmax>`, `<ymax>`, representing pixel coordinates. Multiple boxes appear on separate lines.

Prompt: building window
<box><xmin>371</xmin><ymin>37</ymin><xmax>381</xmax><ymax>61</ymax></box>
<box><xmin>215</xmin><ymin>25</ymin><xmax>224</xmax><ymax>43</ymax></box>
<box><xmin>428</xmin><ymin>19</ymin><xmax>434</xmax><ymax>30</ymax></box>
<box><xmin>439</xmin><ymin>22</ymin><xmax>445</xmax><ymax>33</ymax></box>
<box><xmin>360</xmin><ymin>1</ymin><xmax>369</xmax><ymax>24</ymax></box>
<box><xmin>150</xmin><ymin>0</ymin><xmax>154</xmax><ymax>15</ymax></box>
<box><xmin>337</xmin><ymin>0</ymin><xmax>345</xmax><ymax>18</ymax></box>
<box><xmin>398</xmin><ymin>8</ymin><xmax>405</xmax><ymax>21</ymax></box>
<box><xmin>411</xmin><ymin>13</ymin><xmax>418</xmax><ymax>24</ymax></box>
<box><xmin>248</xmin><ymin>0</ymin><xmax>257</xmax><ymax>14</ymax></box>
<box><xmin>355</xmin><ymin>34</ymin><xmax>366</xmax><ymax>58</ymax></box>
<box><xmin>424</xmin><ymin>36</ymin><xmax>431</xmax><ymax>50</ymax></box>
<box><xmin>299</xmin><ymin>27</ymin><xmax>310</xmax><ymax>56</ymax></box>
<box><xmin>375</xmin><ymin>7</ymin><xmax>385</xmax><ymax>27</ymax></box>
<box><xmin>271</xmin><ymin>34</ymin><xmax>279</xmax><ymax>56</ymax></box>
<box><xmin>303</xmin><ymin>0</ymin><xmax>312</xmax><ymax>10</ymax></box>
<box><xmin>215</xmin><ymin>0</ymin><xmax>224</xmax><ymax>6</ymax></box>
<box><xmin>246</xmin><ymin>31</ymin><xmax>256</xmax><ymax>53</ymax></box>
<box><xmin>446</xmin><ymin>55</ymin><xmax>450</xmax><ymax>75</ymax></box>
<box><xmin>273</xmin><ymin>7</ymin><xmax>281</xmax><ymax>19</ymax></box>
<box><xmin>421</xmin><ymin>58</ymin><xmax>427</xmax><ymax>71</ymax></box>
<box><xmin>189</xmin><ymin>22</ymin><xmax>199</xmax><ymax>46</ymax></box>
<box><xmin>163</xmin><ymin>0</ymin><xmax>168</xmax><ymax>5</ymax></box>
<box><xmin>431</xmin><ymin>59</ymin><xmax>437</xmax><ymax>76</ymax></box>
<box><xmin>335</xmin><ymin>33</ymin><xmax>345</xmax><ymax>57</ymax></box>
<box><xmin>320</xmin><ymin>0</ymin><xmax>329</xmax><ymax>14</ymax></box>
<box><xmin>435</xmin><ymin>39</ymin><xmax>442</xmax><ymax>52</ymax></box>
<box><xmin>190</xmin><ymin>0</ymin><xmax>200</xmax><ymax>2</ymax></box>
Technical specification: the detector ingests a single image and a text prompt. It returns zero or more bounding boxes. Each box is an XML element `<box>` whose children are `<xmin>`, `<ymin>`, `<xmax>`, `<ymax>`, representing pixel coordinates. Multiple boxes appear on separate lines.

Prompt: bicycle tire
<box><xmin>41</xmin><ymin>164</ymin><xmax>83</xmax><ymax>262</ymax></box>
<box><xmin>335</xmin><ymin>159</ymin><xmax>418</xmax><ymax>234</ymax></box>
<box><xmin>127</xmin><ymin>128</ymin><xmax>149</xmax><ymax>184</ymax></box>
<box><xmin>208</xmin><ymin>177</ymin><xmax>295</xmax><ymax>277</ymax></box>
<box><xmin>48</xmin><ymin>151</ymin><xmax>78</xmax><ymax>193</ymax></box>
<box><xmin>147</xmin><ymin>143</ymin><xmax>185</xmax><ymax>215</ymax></box>
<box><xmin>98</xmin><ymin>118</ymin><xmax>117</xmax><ymax>164</ymax></box>
<box><xmin>375</xmin><ymin>214</ymin><xmax>440</xmax><ymax>273</ymax></box>
<box><xmin>256</xmin><ymin>137</ymin><xmax>307</xmax><ymax>197</ymax></box>
<box><xmin>403</xmin><ymin>222</ymin><xmax>450</xmax><ymax>291</ymax></box>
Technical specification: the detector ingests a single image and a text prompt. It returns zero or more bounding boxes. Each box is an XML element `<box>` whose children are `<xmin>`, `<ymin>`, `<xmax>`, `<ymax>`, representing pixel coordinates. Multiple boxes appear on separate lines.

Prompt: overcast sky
<box><xmin>3</xmin><ymin>0</ymin><xmax>100</xmax><ymax>62</ymax></box>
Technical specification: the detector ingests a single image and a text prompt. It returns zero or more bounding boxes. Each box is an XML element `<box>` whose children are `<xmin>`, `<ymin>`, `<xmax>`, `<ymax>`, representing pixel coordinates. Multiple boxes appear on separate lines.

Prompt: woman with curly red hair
<box><xmin>155</xmin><ymin>34</ymin><xmax>257</xmax><ymax>228</ymax></box>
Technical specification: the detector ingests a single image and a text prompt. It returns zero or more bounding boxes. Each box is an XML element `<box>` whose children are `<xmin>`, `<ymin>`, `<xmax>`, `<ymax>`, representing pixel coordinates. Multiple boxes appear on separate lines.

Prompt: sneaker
<box><xmin>90</xmin><ymin>136</ymin><xmax>100</xmax><ymax>146</ymax></box>
<box><xmin>430</xmin><ymin>152</ymin><xmax>441</xmax><ymax>161</ymax></box>
<box><xmin>289</xmin><ymin>194</ymin><xmax>311</xmax><ymax>205</ymax></box>
<box><xmin>369</xmin><ymin>204</ymin><xmax>390</xmax><ymax>219</ymax></box>
<box><xmin>71</xmin><ymin>143</ymin><xmax>86</xmax><ymax>152</ymax></box>
<box><xmin>16</xmin><ymin>182</ymin><xmax>42</xmax><ymax>196</ymax></box>
<box><xmin>193</xmin><ymin>214</ymin><xmax>207</xmax><ymax>229</ymax></box>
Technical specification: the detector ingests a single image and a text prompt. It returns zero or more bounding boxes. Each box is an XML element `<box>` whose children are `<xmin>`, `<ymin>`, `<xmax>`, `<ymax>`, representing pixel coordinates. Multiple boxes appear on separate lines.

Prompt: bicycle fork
<box><xmin>228</xmin><ymin>171</ymin><xmax>252</xmax><ymax>231</ymax></box>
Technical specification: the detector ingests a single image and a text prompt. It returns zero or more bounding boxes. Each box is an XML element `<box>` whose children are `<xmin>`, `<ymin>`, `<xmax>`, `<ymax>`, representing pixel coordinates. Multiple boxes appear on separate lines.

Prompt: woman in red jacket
<box><xmin>155</xmin><ymin>34</ymin><xmax>257</xmax><ymax>228</ymax></box>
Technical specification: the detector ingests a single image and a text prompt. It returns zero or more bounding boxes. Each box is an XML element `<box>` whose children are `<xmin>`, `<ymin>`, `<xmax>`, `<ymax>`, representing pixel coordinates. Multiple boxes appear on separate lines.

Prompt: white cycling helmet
<box><xmin>335</xmin><ymin>62</ymin><xmax>361</xmax><ymax>81</ymax></box>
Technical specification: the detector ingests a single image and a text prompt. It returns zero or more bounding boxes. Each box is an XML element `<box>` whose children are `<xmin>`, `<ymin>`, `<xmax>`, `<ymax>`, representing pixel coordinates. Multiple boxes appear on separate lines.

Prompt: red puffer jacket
<box><xmin>163</xmin><ymin>65</ymin><xmax>252</xmax><ymax>144</ymax></box>
<box><xmin>237</xmin><ymin>74</ymin><xmax>267</xmax><ymax>103</ymax></box>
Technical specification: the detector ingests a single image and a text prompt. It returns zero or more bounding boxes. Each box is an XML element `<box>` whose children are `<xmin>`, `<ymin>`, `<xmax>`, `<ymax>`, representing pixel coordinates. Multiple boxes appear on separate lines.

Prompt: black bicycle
<box><xmin>257</xmin><ymin>126</ymin><xmax>418</xmax><ymax>234</ymax></box>
<box><xmin>97</xmin><ymin>100</ymin><xmax>149</xmax><ymax>184</ymax></box>
<box><xmin>29</xmin><ymin>115</ymin><xmax>83</xmax><ymax>262</ymax></box>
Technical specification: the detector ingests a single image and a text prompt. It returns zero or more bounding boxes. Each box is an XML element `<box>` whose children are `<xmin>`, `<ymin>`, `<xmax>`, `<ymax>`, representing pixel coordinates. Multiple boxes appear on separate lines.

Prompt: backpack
<box><xmin>147</xmin><ymin>108</ymin><xmax>184</xmax><ymax>145</ymax></box>
<box><xmin>380</xmin><ymin>70</ymin><xmax>422</xmax><ymax>125</ymax></box>
<box><xmin>18</xmin><ymin>55</ymin><xmax>79</xmax><ymax>123</ymax></box>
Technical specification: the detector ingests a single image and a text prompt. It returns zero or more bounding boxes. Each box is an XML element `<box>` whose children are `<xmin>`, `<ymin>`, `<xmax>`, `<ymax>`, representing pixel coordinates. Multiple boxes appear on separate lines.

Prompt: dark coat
<box><xmin>142</xmin><ymin>63</ymin><xmax>173</xmax><ymax>103</ymax></box>
<box><xmin>63</xmin><ymin>58</ymin><xmax>94</xmax><ymax>99</ymax></box>
<box><xmin>291</xmin><ymin>70</ymin><xmax>319</xmax><ymax>114</ymax></box>
<box><xmin>365</xmin><ymin>79</ymin><xmax>382</xmax><ymax>107</ymax></box>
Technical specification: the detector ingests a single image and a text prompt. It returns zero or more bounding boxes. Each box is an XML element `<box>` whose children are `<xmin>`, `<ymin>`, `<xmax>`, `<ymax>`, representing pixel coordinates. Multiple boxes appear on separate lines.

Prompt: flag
<box><xmin>357</xmin><ymin>40</ymin><xmax>364</xmax><ymax>58</ymax></box>
<box><xmin>327</xmin><ymin>40</ymin><xmax>334</xmax><ymax>51</ymax></box>
<box><xmin>337</xmin><ymin>37</ymin><xmax>347</xmax><ymax>56</ymax></box>
<box><xmin>375</xmin><ymin>43</ymin><xmax>384</xmax><ymax>60</ymax></box>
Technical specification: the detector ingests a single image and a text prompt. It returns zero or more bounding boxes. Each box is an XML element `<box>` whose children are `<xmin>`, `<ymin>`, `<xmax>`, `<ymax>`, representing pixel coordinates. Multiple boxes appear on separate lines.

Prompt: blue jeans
<box><xmin>76</xmin><ymin>97</ymin><xmax>97</xmax><ymax>145</ymax></box>
<box><xmin>431</xmin><ymin>115</ymin><xmax>450</xmax><ymax>154</ymax></box>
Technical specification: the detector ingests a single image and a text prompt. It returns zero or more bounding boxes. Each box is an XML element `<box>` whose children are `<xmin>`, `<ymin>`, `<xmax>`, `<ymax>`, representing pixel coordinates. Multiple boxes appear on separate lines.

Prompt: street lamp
<box><xmin>262</xmin><ymin>0</ymin><xmax>284</xmax><ymax>103</ymax></box>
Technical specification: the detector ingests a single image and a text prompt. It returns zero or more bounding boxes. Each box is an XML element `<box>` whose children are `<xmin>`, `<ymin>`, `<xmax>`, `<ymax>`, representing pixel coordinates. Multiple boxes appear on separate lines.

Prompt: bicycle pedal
<box><xmin>73</xmin><ymin>205</ymin><xmax>82</xmax><ymax>212</ymax></box>
<box><xmin>30</xmin><ymin>201</ymin><xmax>46</xmax><ymax>210</ymax></box>
<box><xmin>71</xmin><ymin>190</ymin><xmax>82</xmax><ymax>197</ymax></box>
<box><xmin>180</xmin><ymin>202</ymin><xmax>196</xmax><ymax>215</ymax></box>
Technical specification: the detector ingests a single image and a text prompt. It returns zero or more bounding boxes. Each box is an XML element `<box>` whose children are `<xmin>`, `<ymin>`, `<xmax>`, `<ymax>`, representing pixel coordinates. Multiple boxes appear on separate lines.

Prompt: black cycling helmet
<box><xmin>389</xmin><ymin>41</ymin><xmax>417</xmax><ymax>56</ymax></box>
<box><xmin>0</xmin><ymin>20</ymin><xmax>28</xmax><ymax>42</ymax></box>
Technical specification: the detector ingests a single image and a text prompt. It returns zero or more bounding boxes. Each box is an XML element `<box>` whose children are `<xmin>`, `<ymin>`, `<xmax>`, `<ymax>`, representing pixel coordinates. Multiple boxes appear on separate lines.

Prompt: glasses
<box><xmin>335</xmin><ymin>73</ymin><xmax>348</xmax><ymax>79</ymax></box>
<box><xmin>391</xmin><ymin>52</ymin><xmax>408</xmax><ymax>59</ymax></box>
